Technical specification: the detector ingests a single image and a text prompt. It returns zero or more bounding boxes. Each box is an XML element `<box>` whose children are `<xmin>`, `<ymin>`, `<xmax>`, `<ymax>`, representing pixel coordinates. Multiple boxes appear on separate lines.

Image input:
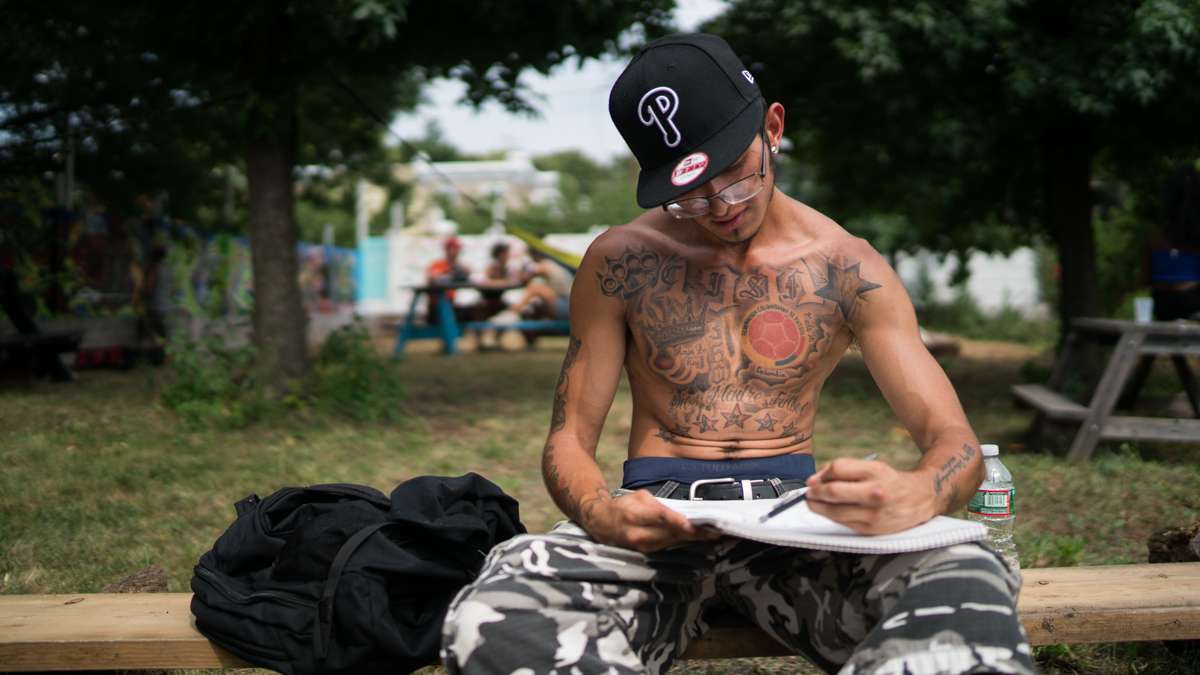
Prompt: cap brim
<box><xmin>635</xmin><ymin>97</ymin><xmax>764</xmax><ymax>209</ymax></box>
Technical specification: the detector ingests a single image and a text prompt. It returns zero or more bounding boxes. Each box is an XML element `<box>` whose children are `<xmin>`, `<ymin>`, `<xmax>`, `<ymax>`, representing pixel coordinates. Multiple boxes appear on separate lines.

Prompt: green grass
<box><xmin>1</xmin><ymin>336</ymin><xmax>1197</xmax><ymax>673</ymax></box>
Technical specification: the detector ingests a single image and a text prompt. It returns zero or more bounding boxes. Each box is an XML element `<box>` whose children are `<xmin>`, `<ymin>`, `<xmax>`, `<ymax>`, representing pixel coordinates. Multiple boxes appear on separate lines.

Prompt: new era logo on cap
<box><xmin>609</xmin><ymin>33</ymin><xmax>764</xmax><ymax>208</ymax></box>
<box><xmin>670</xmin><ymin>152</ymin><xmax>709</xmax><ymax>186</ymax></box>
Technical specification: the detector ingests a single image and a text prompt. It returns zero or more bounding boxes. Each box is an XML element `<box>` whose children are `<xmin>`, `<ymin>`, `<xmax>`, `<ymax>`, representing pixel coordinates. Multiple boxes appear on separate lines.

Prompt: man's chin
<box><xmin>710</xmin><ymin>223</ymin><xmax>759</xmax><ymax>243</ymax></box>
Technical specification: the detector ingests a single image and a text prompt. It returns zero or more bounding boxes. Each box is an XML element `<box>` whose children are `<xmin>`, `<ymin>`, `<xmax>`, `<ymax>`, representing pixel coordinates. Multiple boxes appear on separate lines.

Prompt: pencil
<box><xmin>758</xmin><ymin>453</ymin><xmax>879</xmax><ymax>523</ymax></box>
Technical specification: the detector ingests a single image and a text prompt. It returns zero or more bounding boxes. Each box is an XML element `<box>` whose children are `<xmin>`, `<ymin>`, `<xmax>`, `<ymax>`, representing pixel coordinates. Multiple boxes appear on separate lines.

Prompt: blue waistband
<box><xmin>621</xmin><ymin>454</ymin><xmax>817</xmax><ymax>489</ymax></box>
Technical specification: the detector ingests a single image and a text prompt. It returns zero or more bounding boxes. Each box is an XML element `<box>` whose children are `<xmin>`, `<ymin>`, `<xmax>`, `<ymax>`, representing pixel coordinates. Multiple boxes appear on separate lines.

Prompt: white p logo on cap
<box><xmin>638</xmin><ymin>86</ymin><xmax>681</xmax><ymax>148</ymax></box>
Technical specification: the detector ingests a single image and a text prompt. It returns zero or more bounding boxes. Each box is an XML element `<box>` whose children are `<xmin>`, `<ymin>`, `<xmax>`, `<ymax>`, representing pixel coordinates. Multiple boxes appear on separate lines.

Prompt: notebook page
<box><xmin>658</xmin><ymin>497</ymin><xmax>985</xmax><ymax>554</ymax></box>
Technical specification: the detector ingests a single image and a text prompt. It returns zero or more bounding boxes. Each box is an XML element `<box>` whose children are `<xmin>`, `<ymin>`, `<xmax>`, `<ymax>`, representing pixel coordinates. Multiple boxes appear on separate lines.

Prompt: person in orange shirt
<box><xmin>425</xmin><ymin>236</ymin><xmax>470</xmax><ymax>291</ymax></box>
<box><xmin>424</xmin><ymin>236</ymin><xmax>472</xmax><ymax>325</ymax></box>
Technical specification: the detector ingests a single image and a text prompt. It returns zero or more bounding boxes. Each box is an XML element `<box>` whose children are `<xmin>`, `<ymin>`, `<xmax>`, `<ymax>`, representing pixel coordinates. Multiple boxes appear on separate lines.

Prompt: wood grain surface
<box><xmin>2</xmin><ymin>563</ymin><xmax>1198</xmax><ymax>669</ymax></box>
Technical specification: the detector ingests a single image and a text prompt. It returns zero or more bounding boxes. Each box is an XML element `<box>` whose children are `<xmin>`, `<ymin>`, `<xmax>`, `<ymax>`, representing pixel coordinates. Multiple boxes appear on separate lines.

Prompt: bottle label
<box><xmin>968</xmin><ymin>487</ymin><xmax>1015</xmax><ymax>518</ymax></box>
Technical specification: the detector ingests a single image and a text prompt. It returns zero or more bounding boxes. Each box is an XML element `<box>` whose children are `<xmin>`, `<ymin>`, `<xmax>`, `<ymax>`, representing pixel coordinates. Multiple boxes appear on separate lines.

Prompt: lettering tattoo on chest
<box><xmin>599</xmin><ymin>246</ymin><xmax>882</xmax><ymax>439</ymax></box>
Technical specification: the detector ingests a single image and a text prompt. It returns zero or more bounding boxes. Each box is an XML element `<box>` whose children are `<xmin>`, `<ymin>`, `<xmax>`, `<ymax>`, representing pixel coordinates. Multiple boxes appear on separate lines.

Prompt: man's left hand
<box><xmin>804</xmin><ymin>458</ymin><xmax>939</xmax><ymax>535</ymax></box>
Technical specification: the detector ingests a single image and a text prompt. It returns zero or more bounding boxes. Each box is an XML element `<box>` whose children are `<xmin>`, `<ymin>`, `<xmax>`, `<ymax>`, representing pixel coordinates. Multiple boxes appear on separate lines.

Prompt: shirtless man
<box><xmin>443</xmin><ymin>34</ymin><xmax>1034</xmax><ymax>675</ymax></box>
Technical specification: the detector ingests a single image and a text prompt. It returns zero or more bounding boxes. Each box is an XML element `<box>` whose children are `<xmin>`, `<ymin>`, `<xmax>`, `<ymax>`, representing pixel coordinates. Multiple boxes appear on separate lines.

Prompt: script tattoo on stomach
<box><xmin>598</xmin><ymin>246</ymin><xmax>881</xmax><ymax>440</ymax></box>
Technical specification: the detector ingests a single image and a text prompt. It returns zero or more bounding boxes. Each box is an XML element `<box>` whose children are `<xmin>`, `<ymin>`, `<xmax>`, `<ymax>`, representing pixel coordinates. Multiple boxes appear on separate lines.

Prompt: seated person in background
<box><xmin>488</xmin><ymin>249</ymin><xmax>575</xmax><ymax>325</ymax></box>
<box><xmin>1149</xmin><ymin>163</ymin><xmax>1200</xmax><ymax>321</ymax></box>
<box><xmin>473</xmin><ymin>241</ymin><xmax>524</xmax><ymax>349</ymax></box>
<box><xmin>423</xmin><ymin>236</ymin><xmax>473</xmax><ymax>325</ymax></box>
<box><xmin>475</xmin><ymin>241</ymin><xmax>522</xmax><ymax>318</ymax></box>
<box><xmin>425</xmin><ymin>235</ymin><xmax>471</xmax><ymax>287</ymax></box>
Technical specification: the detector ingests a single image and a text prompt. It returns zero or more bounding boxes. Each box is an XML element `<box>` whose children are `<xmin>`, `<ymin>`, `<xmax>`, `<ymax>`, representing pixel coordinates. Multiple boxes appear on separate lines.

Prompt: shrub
<box><xmin>161</xmin><ymin>318</ymin><xmax>405</xmax><ymax>427</ymax></box>
<box><xmin>160</xmin><ymin>331</ymin><xmax>272</xmax><ymax>428</ymax></box>
<box><xmin>309</xmin><ymin>322</ymin><xmax>406</xmax><ymax>423</ymax></box>
<box><xmin>919</xmin><ymin>291</ymin><xmax>1058</xmax><ymax>347</ymax></box>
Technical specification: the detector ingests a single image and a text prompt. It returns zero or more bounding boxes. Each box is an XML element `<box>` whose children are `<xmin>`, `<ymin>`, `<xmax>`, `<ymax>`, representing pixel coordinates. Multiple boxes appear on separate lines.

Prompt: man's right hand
<box><xmin>580</xmin><ymin>490</ymin><xmax>721</xmax><ymax>552</ymax></box>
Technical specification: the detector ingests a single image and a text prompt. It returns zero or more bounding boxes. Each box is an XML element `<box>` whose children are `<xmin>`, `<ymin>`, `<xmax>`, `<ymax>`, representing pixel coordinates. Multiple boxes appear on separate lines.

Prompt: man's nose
<box><xmin>707</xmin><ymin>196</ymin><xmax>732</xmax><ymax>218</ymax></box>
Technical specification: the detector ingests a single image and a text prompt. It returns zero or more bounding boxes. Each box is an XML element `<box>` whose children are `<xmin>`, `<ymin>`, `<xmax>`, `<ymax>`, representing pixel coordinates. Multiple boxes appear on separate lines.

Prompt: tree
<box><xmin>533</xmin><ymin>151</ymin><xmax>644</xmax><ymax>232</ymax></box>
<box><xmin>2</xmin><ymin>1</ymin><xmax>673</xmax><ymax>391</ymax></box>
<box><xmin>709</xmin><ymin>0</ymin><xmax>1200</xmax><ymax>335</ymax></box>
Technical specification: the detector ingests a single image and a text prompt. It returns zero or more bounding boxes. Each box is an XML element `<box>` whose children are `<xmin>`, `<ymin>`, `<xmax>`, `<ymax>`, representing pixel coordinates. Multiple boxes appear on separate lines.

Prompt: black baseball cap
<box><xmin>609</xmin><ymin>33</ymin><xmax>764</xmax><ymax>208</ymax></box>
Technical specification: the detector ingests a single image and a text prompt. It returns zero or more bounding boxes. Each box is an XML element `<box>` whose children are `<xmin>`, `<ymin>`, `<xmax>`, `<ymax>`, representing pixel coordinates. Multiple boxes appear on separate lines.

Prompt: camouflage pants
<box><xmin>442</xmin><ymin>520</ymin><xmax>1035</xmax><ymax>675</ymax></box>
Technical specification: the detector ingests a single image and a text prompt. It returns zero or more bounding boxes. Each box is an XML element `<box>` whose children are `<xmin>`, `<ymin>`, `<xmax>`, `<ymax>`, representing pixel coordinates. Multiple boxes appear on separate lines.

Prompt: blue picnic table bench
<box><xmin>393</xmin><ymin>284</ymin><xmax>568</xmax><ymax>356</ymax></box>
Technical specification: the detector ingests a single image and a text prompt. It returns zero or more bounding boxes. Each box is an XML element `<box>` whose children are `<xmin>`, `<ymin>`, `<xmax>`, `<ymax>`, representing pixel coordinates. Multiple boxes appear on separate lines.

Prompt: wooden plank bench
<box><xmin>1011</xmin><ymin>383</ymin><xmax>1090</xmax><ymax>421</ymax></box>
<box><xmin>1013</xmin><ymin>384</ymin><xmax>1200</xmax><ymax>447</ymax></box>
<box><xmin>2</xmin><ymin>563</ymin><xmax>1198</xmax><ymax>671</ymax></box>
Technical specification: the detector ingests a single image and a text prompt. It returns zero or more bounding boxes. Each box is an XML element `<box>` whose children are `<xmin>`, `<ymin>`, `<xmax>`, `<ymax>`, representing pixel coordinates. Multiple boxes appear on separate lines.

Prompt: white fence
<box><xmin>355</xmin><ymin>229</ymin><xmax>1048</xmax><ymax>320</ymax></box>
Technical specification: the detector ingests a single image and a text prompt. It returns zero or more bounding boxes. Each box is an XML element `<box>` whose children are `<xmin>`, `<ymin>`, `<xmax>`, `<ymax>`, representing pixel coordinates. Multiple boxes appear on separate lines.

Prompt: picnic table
<box><xmin>1013</xmin><ymin>317</ymin><xmax>1200</xmax><ymax>461</ymax></box>
<box><xmin>392</xmin><ymin>283</ymin><xmax>569</xmax><ymax>356</ymax></box>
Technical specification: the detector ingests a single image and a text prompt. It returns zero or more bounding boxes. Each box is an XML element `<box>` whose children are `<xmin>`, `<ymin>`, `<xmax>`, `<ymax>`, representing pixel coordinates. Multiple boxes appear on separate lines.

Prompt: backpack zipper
<box><xmin>256</xmin><ymin>484</ymin><xmax>389</xmax><ymax>536</ymax></box>
<box><xmin>195</xmin><ymin>565</ymin><xmax>316</xmax><ymax>608</ymax></box>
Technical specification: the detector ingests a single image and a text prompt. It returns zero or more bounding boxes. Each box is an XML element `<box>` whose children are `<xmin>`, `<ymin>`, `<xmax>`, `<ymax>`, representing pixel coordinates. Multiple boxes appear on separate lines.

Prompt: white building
<box><xmin>355</xmin><ymin>152</ymin><xmax>565</xmax><ymax>316</ymax></box>
<box><xmin>354</xmin><ymin>152</ymin><xmax>1047</xmax><ymax>320</ymax></box>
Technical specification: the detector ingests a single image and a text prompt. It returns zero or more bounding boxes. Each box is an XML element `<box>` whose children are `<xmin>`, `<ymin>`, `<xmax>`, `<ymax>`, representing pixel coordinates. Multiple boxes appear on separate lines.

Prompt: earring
<box><xmin>770</xmin><ymin>145</ymin><xmax>778</xmax><ymax>154</ymax></box>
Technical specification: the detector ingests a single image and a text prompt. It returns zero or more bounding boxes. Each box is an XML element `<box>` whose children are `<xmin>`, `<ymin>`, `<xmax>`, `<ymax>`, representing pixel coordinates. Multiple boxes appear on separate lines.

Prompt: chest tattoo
<box><xmin>598</xmin><ymin>246</ymin><xmax>883</xmax><ymax>437</ymax></box>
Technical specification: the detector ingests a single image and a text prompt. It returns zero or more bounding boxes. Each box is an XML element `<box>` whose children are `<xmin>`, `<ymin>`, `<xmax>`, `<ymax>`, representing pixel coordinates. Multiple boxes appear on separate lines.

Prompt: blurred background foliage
<box><xmin>709</xmin><ymin>0</ymin><xmax>1200</xmax><ymax>335</ymax></box>
<box><xmin>3</xmin><ymin>0</ymin><xmax>1198</xmax><ymax>376</ymax></box>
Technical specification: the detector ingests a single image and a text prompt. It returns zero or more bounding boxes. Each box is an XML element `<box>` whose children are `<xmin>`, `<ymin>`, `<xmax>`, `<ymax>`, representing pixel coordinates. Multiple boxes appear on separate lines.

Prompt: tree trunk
<box><xmin>1044</xmin><ymin>121</ymin><xmax>1098</xmax><ymax>344</ymax></box>
<box><xmin>245</xmin><ymin>131</ymin><xmax>308</xmax><ymax>392</ymax></box>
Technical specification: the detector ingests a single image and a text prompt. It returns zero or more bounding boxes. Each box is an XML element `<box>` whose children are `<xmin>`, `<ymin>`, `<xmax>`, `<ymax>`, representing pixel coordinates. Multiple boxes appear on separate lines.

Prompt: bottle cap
<box><xmin>981</xmin><ymin>444</ymin><xmax>999</xmax><ymax>457</ymax></box>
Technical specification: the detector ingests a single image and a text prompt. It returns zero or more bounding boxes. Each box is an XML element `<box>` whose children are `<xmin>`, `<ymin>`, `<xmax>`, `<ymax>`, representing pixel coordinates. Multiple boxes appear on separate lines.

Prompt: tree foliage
<box><xmin>2</xmin><ymin>0</ymin><xmax>674</xmax><ymax>388</ymax></box>
<box><xmin>709</xmin><ymin>0</ymin><xmax>1200</xmax><ymax>329</ymax></box>
<box><xmin>533</xmin><ymin>152</ymin><xmax>644</xmax><ymax>232</ymax></box>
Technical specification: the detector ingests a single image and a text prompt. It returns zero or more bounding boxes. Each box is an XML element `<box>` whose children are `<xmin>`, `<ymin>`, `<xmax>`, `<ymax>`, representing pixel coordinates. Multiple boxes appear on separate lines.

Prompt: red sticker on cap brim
<box><xmin>671</xmin><ymin>152</ymin><xmax>709</xmax><ymax>186</ymax></box>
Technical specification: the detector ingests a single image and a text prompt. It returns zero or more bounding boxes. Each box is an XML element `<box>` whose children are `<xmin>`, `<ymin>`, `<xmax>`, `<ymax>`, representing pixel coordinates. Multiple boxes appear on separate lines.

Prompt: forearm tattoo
<box><xmin>542</xmin><ymin>442</ymin><xmax>567</xmax><ymax>497</ymax></box>
<box><xmin>549</xmin><ymin>335</ymin><xmax>582</xmax><ymax>433</ymax></box>
<box><xmin>933</xmin><ymin>443</ymin><xmax>978</xmax><ymax>506</ymax></box>
<box><xmin>542</xmin><ymin>442</ymin><xmax>609</xmax><ymax>525</ymax></box>
<box><xmin>543</xmin><ymin>336</ymin><xmax>585</xmax><ymax>517</ymax></box>
<box><xmin>597</xmin><ymin>246</ymin><xmax>881</xmax><ymax>440</ymax></box>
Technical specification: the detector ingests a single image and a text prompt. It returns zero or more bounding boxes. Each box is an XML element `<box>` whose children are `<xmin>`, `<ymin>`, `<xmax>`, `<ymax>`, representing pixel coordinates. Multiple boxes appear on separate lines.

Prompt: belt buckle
<box><xmin>687</xmin><ymin>477</ymin><xmax>764</xmax><ymax>500</ymax></box>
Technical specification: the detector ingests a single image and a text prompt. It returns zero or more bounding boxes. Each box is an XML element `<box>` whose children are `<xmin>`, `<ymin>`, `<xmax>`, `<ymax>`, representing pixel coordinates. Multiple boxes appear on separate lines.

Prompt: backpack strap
<box><xmin>315</xmin><ymin>520</ymin><xmax>405</xmax><ymax>660</ymax></box>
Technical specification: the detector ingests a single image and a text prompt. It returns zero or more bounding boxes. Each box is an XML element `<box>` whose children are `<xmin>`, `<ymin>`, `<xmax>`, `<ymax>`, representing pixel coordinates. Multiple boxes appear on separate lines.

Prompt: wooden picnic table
<box><xmin>1012</xmin><ymin>317</ymin><xmax>1200</xmax><ymax>461</ymax></box>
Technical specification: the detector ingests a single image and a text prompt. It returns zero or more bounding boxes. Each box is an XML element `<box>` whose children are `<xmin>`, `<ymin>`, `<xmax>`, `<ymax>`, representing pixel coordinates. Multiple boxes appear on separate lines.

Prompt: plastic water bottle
<box><xmin>968</xmin><ymin>444</ymin><xmax>1020</xmax><ymax>573</ymax></box>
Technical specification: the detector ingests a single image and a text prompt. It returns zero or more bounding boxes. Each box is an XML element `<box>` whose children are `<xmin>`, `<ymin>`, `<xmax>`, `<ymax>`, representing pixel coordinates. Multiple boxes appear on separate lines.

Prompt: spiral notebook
<box><xmin>657</xmin><ymin>495</ymin><xmax>985</xmax><ymax>554</ymax></box>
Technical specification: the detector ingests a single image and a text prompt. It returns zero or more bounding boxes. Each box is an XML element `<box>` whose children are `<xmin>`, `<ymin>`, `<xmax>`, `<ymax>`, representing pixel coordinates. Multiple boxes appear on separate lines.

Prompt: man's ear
<box><xmin>765</xmin><ymin>102</ymin><xmax>786</xmax><ymax>151</ymax></box>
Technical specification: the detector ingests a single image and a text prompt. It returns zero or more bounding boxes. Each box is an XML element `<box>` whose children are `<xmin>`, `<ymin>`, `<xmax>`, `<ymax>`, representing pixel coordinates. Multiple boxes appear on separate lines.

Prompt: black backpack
<box><xmin>190</xmin><ymin>474</ymin><xmax>525</xmax><ymax>674</ymax></box>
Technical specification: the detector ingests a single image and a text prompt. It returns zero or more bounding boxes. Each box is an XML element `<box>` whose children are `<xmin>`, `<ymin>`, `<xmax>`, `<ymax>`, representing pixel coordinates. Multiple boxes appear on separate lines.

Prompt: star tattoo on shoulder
<box><xmin>814</xmin><ymin>261</ymin><xmax>882</xmax><ymax>320</ymax></box>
